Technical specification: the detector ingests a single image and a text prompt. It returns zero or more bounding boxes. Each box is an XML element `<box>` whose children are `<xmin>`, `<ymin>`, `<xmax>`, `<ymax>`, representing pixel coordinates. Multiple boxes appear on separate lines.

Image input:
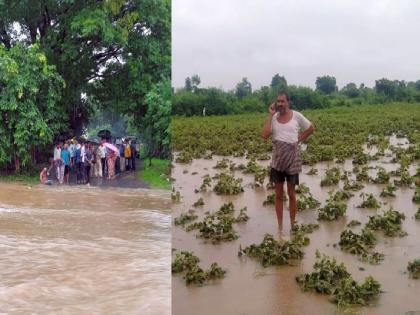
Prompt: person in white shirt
<box><xmin>261</xmin><ymin>92</ymin><xmax>315</xmax><ymax>229</ymax></box>
<box><xmin>53</xmin><ymin>143</ymin><xmax>62</xmax><ymax>181</ymax></box>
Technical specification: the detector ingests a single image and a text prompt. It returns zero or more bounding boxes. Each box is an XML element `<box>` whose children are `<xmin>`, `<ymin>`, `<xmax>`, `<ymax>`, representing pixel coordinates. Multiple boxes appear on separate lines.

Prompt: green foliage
<box><xmin>320</xmin><ymin>167</ymin><xmax>341</xmax><ymax>186</ymax></box>
<box><xmin>239</xmin><ymin>234</ymin><xmax>305</xmax><ymax>267</ymax></box>
<box><xmin>412</xmin><ymin>188</ymin><xmax>420</xmax><ymax>204</ymax></box>
<box><xmin>297</xmin><ymin>194</ymin><xmax>321</xmax><ymax>211</ymax></box>
<box><xmin>193</xmin><ymin>197</ymin><xmax>204</xmax><ymax>207</ymax></box>
<box><xmin>415</xmin><ymin>208</ymin><xmax>420</xmax><ymax>220</ymax></box>
<box><xmin>172</xmin><ymin>251</ymin><xmax>200</xmax><ymax>273</ymax></box>
<box><xmin>172</xmin><ymin>104</ymin><xmax>420</xmax><ymax>167</ymax></box>
<box><xmin>171</xmin><ymin>190</ymin><xmax>181</xmax><ymax>202</ymax></box>
<box><xmin>359</xmin><ymin>252</ymin><xmax>385</xmax><ymax>265</ymax></box>
<box><xmin>199</xmin><ymin>174</ymin><xmax>212</xmax><ymax>192</ymax></box>
<box><xmin>358</xmin><ymin>193</ymin><xmax>381</xmax><ymax>209</ymax></box>
<box><xmin>296</xmin><ymin>251</ymin><xmax>381</xmax><ymax>307</ymax></box>
<box><xmin>0</xmin><ymin>44</ymin><xmax>64</xmax><ymax>170</ymax></box>
<box><xmin>366</xmin><ymin>208</ymin><xmax>407</xmax><ymax>237</ymax></box>
<box><xmin>380</xmin><ymin>184</ymin><xmax>397</xmax><ymax>197</ymax></box>
<box><xmin>318</xmin><ymin>200</ymin><xmax>347</xmax><ymax>221</ymax></box>
<box><xmin>338</xmin><ymin>228</ymin><xmax>377</xmax><ymax>255</ymax></box>
<box><xmin>213</xmin><ymin>173</ymin><xmax>244</xmax><ymax>195</ymax></box>
<box><xmin>263</xmin><ymin>193</ymin><xmax>276</xmax><ymax>206</ymax></box>
<box><xmin>372</xmin><ymin>167</ymin><xmax>390</xmax><ymax>184</ymax></box>
<box><xmin>235</xmin><ymin>77</ymin><xmax>252</xmax><ymax>98</ymax></box>
<box><xmin>174</xmin><ymin>210</ymin><xmax>198</xmax><ymax>226</ymax></box>
<box><xmin>296</xmin><ymin>251</ymin><xmax>350</xmax><ymax>294</ymax></box>
<box><xmin>407</xmin><ymin>259</ymin><xmax>420</xmax><ymax>279</ymax></box>
<box><xmin>138</xmin><ymin>158</ymin><xmax>171</xmax><ymax>189</ymax></box>
<box><xmin>315</xmin><ymin>75</ymin><xmax>337</xmax><ymax>95</ymax></box>
<box><xmin>172</xmin><ymin>251</ymin><xmax>226</xmax><ymax>285</ymax></box>
<box><xmin>140</xmin><ymin>79</ymin><xmax>171</xmax><ymax>159</ymax></box>
<box><xmin>331</xmin><ymin>276</ymin><xmax>381</xmax><ymax>307</ymax></box>
<box><xmin>347</xmin><ymin>220</ymin><xmax>362</xmax><ymax>227</ymax></box>
<box><xmin>185</xmin><ymin>202</ymin><xmax>248</xmax><ymax>243</ymax></box>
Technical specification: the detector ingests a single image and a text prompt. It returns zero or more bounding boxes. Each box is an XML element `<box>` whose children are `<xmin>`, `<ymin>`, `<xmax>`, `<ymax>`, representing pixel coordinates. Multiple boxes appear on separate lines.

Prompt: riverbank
<box><xmin>0</xmin><ymin>158</ymin><xmax>171</xmax><ymax>190</ymax></box>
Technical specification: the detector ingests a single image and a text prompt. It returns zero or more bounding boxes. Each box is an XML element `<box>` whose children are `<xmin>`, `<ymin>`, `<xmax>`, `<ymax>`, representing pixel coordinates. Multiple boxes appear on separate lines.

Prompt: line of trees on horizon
<box><xmin>172</xmin><ymin>74</ymin><xmax>420</xmax><ymax>116</ymax></box>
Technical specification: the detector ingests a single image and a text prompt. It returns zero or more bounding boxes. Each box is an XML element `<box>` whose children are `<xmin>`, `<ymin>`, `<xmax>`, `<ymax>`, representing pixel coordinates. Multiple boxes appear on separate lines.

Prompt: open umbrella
<box><xmin>103</xmin><ymin>142</ymin><xmax>119</xmax><ymax>154</ymax></box>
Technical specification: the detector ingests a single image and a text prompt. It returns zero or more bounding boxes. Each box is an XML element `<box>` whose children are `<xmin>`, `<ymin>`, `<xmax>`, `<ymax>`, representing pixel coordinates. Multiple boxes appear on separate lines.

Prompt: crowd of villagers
<box><xmin>40</xmin><ymin>138</ymin><xmax>137</xmax><ymax>186</ymax></box>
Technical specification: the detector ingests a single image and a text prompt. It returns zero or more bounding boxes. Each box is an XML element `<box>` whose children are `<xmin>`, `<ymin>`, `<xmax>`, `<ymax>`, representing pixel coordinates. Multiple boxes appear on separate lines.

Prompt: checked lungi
<box><xmin>270</xmin><ymin>140</ymin><xmax>302</xmax><ymax>174</ymax></box>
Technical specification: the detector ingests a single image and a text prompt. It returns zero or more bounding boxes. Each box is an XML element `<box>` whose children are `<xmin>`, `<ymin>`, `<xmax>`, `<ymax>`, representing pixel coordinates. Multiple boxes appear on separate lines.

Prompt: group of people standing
<box><xmin>40</xmin><ymin>138</ymin><xmax>137</xmax><ymax>186</ymax></box>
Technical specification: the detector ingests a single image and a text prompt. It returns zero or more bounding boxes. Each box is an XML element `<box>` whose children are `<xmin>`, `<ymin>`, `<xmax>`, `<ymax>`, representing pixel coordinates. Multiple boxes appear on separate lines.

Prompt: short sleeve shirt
<box><xmin>61</xmin><ymin>149</ymin><xmax>70</xmax><ymax>166</ymax></box>
<box><xmin>271</xmin><ymin>110</ymin><xmax>311</xmax><ymax>144</ymax></box>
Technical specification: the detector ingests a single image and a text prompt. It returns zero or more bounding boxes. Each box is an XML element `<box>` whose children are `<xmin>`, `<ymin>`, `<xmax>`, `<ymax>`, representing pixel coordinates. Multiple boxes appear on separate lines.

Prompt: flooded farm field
<box><xmin>0</xmin><ymin>182</ymin><xmax>171</xmax><ymax>314</ymax></box>
<box><xmin>172</xmin><ymin>139</ymin><xmax>420</xmax><ymax>315</ymax></box>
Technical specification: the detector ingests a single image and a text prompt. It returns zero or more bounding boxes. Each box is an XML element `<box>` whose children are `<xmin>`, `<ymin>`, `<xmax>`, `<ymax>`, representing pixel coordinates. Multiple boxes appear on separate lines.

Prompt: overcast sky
<box><xmin>172</xmin><ymin>0</ymin><xmax>420</xmax><ymax>90</ymax></box>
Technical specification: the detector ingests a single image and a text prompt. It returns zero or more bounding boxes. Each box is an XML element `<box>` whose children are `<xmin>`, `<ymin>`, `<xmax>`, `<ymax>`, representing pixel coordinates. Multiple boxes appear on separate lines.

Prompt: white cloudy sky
<box><xmin>172</xmin><ymin>0</ymin><xmax>420</xmax><ymax>90</ymax></box>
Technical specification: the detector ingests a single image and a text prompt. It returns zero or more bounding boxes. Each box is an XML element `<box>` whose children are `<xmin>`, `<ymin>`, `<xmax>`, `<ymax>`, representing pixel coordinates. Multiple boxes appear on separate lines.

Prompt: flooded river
<box><xmin>0</xmin><ymin>182</ymin><xmax>171</xmax><ymax>314</ymax></box>
<box><xmin>172</xmin><ymin>140</ymin><xmax>419</xmax><ymax>315</ymax></box>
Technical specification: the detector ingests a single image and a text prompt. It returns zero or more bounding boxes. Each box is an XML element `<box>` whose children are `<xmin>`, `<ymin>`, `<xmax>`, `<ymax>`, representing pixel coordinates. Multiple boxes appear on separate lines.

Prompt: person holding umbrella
<box><xmin>103</xmin><ymin>142</ymin><xmax>119</xmax><ymax>179</ymax></box>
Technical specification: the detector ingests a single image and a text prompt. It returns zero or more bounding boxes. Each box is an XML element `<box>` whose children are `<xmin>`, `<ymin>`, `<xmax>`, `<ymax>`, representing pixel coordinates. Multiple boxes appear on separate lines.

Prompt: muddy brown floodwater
<box><xmin>0</xmin><ymin>182</ymin><xmax>170</xmax><ymax>315</ymax></box>
<box><xmin>172</xmin><ymin>138</ymin><xmax>420</xmax><ymax>315</ymax></box>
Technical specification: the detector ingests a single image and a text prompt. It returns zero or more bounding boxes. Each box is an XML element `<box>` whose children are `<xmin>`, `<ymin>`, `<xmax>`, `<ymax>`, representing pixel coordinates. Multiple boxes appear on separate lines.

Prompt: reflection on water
<box><xmin>172</xmin><ymin>149</ymin><xmax>419</xmax><ymax>315</ymax></box>
<box><xmin>0</xmin><ymin>182</ymin><xmax>170</xmax><ymax>315</ymax></box>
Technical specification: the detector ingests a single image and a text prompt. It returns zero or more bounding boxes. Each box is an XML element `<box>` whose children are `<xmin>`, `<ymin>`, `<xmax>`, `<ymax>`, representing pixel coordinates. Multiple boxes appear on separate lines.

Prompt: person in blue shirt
<box><xmin>75</xmin><ymin>143</ymin><xmax>83</xmax><ymax>184</ymax></box>
<box><xmin>61</xmin><ymin>144</ymin><xmax>71</xmax><ymax>184</ymax></box>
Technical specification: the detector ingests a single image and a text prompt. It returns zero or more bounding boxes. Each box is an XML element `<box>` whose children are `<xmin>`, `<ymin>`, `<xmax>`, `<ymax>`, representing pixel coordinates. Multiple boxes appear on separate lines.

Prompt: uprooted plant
<box><xmin>172</xmin><ymin>251</ymin><xmax>226</xmax><ymax>285</ymax></box>
<box><xmin>358</xmin><ymin>193</ymin><xmax>381</xmax><ymax>209</ymax></box>
<box><xmin>407</xmin><ymin>259</ymin><xmax>420</xmax><ymax>279</ymax></box>
<box><xmin>318</xmin><ymin>199</ymin><xmax>347</xmax><ymax>221</ymax></box>
<box><xmin>186</xmin><ymin>202</ymin><xmax>248</xmax><ymax>243</ymax></box>
<box><xmin>366</xmin><ymin>208</ymin><xmax>407</xmax><ymax>237</ymax></box>
<box><xmin>296</xmin><ymin>251</ymin><xmax>381</xmax><ymax>307</ymax></box>
<box><xmin>213</xmin><ymin>172</ymin><xmax>244</xmax><ymax>195</ymax></box>
<box><xmin>238</xmin><ymin>233</ymin><xmax>305</xmax><ymax>267</ymax></box>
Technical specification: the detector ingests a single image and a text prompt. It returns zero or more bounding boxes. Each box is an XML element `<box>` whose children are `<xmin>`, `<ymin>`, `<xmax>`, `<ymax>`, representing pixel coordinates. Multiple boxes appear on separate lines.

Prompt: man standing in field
<box><xmin>261</xmin><ymin>92</ymin><xmax>315</xmax><ymax>228</ymax></box>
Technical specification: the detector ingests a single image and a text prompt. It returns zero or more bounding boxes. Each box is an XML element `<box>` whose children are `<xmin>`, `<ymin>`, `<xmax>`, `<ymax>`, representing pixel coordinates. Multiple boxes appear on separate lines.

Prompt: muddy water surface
<box><xmin>172</xmin><ymin>147</ymin><xmax>419</xmax><ymax>315</ymax></box>
<box><xmin>0</xmin><ymin>182</ymin><xmax>170</xmax><ymax>314</ymax></box>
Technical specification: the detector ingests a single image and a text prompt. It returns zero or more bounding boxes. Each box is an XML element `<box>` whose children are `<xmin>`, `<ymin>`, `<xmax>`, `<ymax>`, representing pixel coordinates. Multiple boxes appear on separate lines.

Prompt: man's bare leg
<box><xmin>287</xmin><ymin>182</ymin><xmax>297</xmax><ymax>228</ymax></box>
<box><xmin>275</xmin><ymin>182</ymin><xmax>284</xmax><ymax>227</ymax></box>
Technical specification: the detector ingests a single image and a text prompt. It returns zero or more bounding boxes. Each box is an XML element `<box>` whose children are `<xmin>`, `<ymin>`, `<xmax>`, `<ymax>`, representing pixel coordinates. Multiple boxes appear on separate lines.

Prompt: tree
<box><xmin>341</xmin><ymin>83</ymin><xmax>359</xmax><ymax>98</ymax></box>
<box><xmin>235</xmin><ymin>77</ymin><xmax>252</xmax><ymax>98</ymax></box>
<box><xmin>270</xmin><ymin>74</ymin><xmax>287</xmax><ymax>95</ymax></box>
<box><xmin>315</xmin><ymin>75</ymin><xmax>337</xmax><ymax>94</ymax></box>
<box><xmin>140</xmin><ymin>79</ymin><xmax>171</xmax><ymax>163</ymax></box>
<box><xmin>191</xmin><ymin>74</ymin><xmax>201</xmax><ymax>92</ymax></box>
<box><xmin>0</xmin><ymin>44</ymin><xmax>65</xmax><ymax>171</ymax></box>
<box><xmin>0</xmin><ymin>0</ymin><xmax>171</xmax><ymax>139</ymax></box>
<box><xmin>185</xmin><ymin>77</ymin><xmax>192</xmax><ymax>92</ymax></box>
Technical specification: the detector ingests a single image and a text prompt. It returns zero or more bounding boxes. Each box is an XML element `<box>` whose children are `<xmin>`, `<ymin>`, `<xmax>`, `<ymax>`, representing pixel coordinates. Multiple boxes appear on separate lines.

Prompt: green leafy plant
<box><xmin>296</xmin><ymin>251</ymin><xmax>381</xmax><ymax>307</ymax></box>
<box><xmin>380</xmin><ymin>184</ymin><xmax>397</xmax><ymax>197</ymax></box>
<box><xmin>172</xmin><ymin>251</ymin><xmax>227</xmax><ymax>285</ymax></box>
<box><xmin>318</xmin><ymin>200</ymin><xmax>347</xmax><ymax>221</ymax></box>
<box><xmin>213</xmin><ymin>173</ymin><xmax>244</xmax><ymax>195</ymax></box>
<box><xmin>407</xmin><ymin>259</ymin><xmax>420</xmax><ymax>279</ymax></box>
<box><xmin>338</xmin><ymin>228</ymin><xmax>377</xmax><ymax>255</ymax></box>
<box><xmin>174</xmin><ymin>210</ymin><xmax>198</xmax><ymax>226</ymax></box>
<box><xmin>358</xmin><ymin>193</ymin><xmax>381</xmax><ymax>209</ymax></box>
<box><xmin>347</xmin><ymin>220</ymin><xmax>362</xmax><ymax>227</ymax></box>
<box><xmin>366</xmin><ymin>208</ymin><xmax>407</xmax><ymax>237</ymax></box>
<box><xmin>321</xmin><ymin>167</ymin><xmax>341</xmax><ymax>186</ymax></box>
<box><xmin>193</xmin><ymin>197</ymin><xmax>205</xmax><ymax>207</ymax></box>
<box><xmin>239</xmin><ymin>234</ymin><xmax>304</xmax><ymax>267</ymax></box>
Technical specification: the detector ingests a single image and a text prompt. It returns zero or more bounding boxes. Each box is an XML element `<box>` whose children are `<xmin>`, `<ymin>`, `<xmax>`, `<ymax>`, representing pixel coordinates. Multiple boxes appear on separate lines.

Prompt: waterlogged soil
<box><xmin>0</xmin><ymin>182</ymin><xmax>171</xmax><ymax>315</ymax></box>
<box><xmin>172</xmin><ymin>139</ymin><xmax>420</xmax><ymax>315</ymax></box>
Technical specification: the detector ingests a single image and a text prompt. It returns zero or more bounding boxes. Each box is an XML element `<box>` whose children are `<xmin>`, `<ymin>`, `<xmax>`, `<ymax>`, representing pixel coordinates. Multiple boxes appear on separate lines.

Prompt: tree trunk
<box><xmin>14</xmin><ymin>153</ymin><xmax>20</xmax><ymax>172</ymax></box>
